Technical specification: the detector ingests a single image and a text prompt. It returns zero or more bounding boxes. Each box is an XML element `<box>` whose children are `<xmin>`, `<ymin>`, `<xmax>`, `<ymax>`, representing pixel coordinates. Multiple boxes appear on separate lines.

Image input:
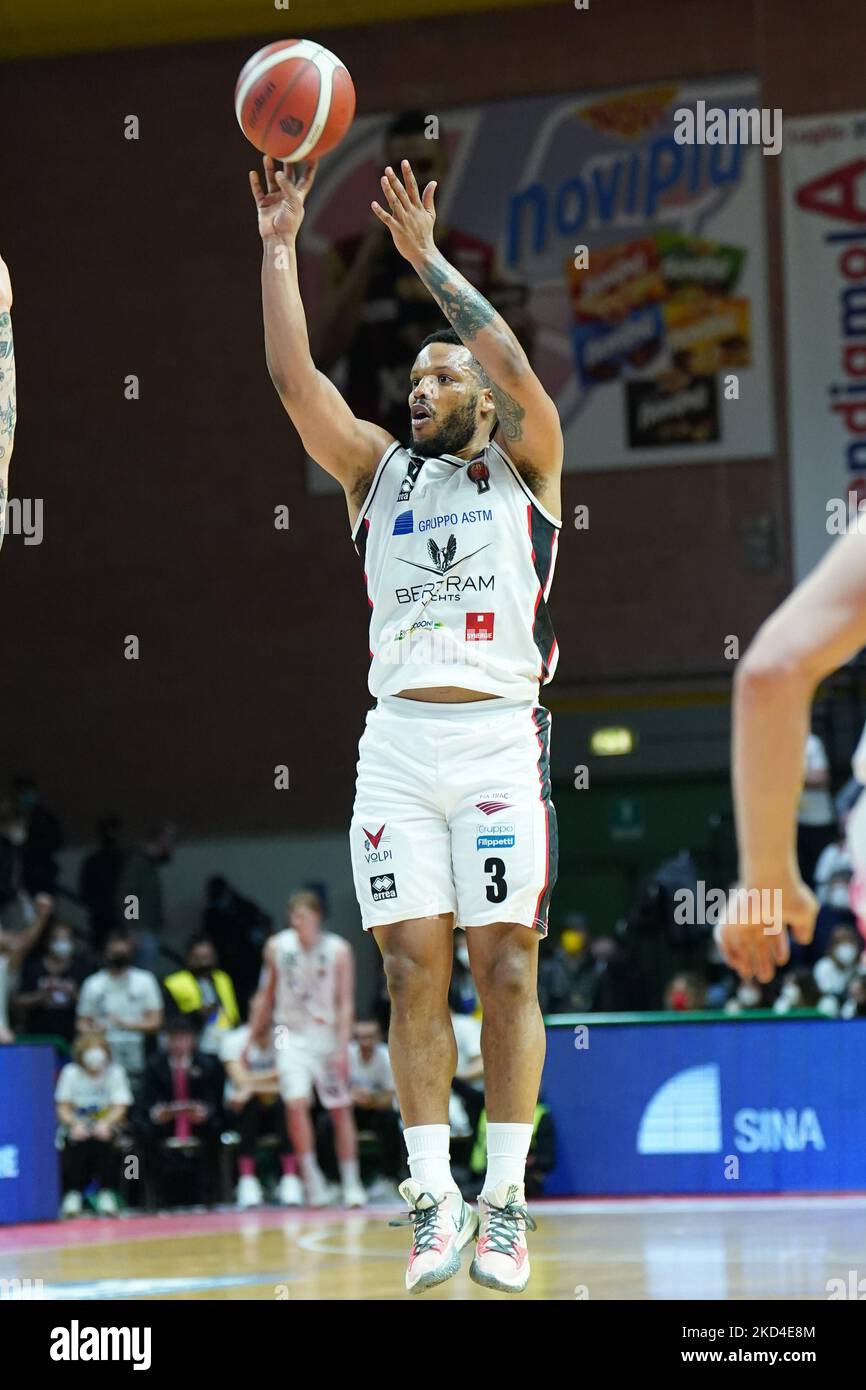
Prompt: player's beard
<box><xmin>410</xmin><ymin>394</ymin><xmax>479</xmax><ymax>458</ymax></box>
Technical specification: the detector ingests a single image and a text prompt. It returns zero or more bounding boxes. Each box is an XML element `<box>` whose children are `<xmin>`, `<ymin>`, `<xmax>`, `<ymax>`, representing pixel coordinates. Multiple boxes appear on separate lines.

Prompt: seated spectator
<box><xmin>163</xmin><ymin>937</ymin><xmax>239</xmax><ymax>1055</ymax></box>
<box><xmin>0</xmin><ymin>892</ymin><xmax>56</xmax><ymax>1044</ymax></box>
<box><xmin>814</xmin><ymin>801</ymin><xmax>855</xmax><ymax>906</ymax></box>
<box><xmin>55</xmin><ymin>1032</ymin><xmax>132</xmax><ymax>1218</ymax></box>
<box><xmin>724</xmin><ymin>977</ymin><xmax>770</xmax><ymax>1015</ymax></box>
<box><xmin>774</xmin><ymin>969</ymin><xmax>824</xmax><ymax>1014</ymax></box>
<box><xmin>537</xmin><ymin>919</ymin><xmax>595</xmax><ymax>1013</ymax></box>
<box><xmin>664</xmin><ymin>972</ymin><xmax>707</xmax><ymax>1012</ymax></box>
<box><xmin>813</xmin><ymin>925</ymin><xmax>863</xmax><ymax>1007</ymax></box>
<box><xmin>469</xmin><ymin>1096</ymin><xmax>555</xmax><ymax>1200</ymax></box>
<box><xmin>348</xmin><ymin>1019</ymin><xmax>404</xmax><ymax>1193</ymax></box>
<box><xmin>76</xmin><ymin>931</ymin><xmax>163</xmax><ymax>1081</ymax></box>
<box><xmin>13</xmin><ymin>917</ymin><xmax>92</xmax><ymax>1042</ymax></box>
<box><xmin>221</xmin><ymin>1003</ymin><xmax>299</xmax><ymax>1208</ymax></box>
<box><xmin>202</xmin><ymin>876</ymin><xmax>271</xmax><ymax>1019</ymax></box>
<box><xmin>842</xmin><ymin>975</ymin><xmax>866</xmax><ymax>1020</ymax></box>
<box><xmin>797</xmin><ymin>732</ymin><xmax>836</xmax><ymax>888</ymax></box>
<box><xmin>139</xmin><ymin>1016</ymin><xmax>224</xmax><ymax>1209</ymax></box>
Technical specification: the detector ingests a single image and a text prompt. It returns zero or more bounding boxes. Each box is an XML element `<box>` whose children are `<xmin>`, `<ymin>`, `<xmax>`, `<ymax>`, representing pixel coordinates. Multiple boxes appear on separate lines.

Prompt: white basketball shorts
<box><xmin>349</xmin><ymin>695</ymin><xmax>558</xmax><ymax>934</ymax></box>
<box><xmin>275</xmin><ymin>1028</ymin><xmax>351</xmax><ymax>1110</ymax></box>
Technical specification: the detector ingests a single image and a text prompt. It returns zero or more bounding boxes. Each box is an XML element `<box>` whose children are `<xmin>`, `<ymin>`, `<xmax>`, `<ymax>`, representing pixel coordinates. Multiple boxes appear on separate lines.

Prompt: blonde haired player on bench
<box><xmin>249</xmin><ymin>154</ymin><xmax>562</xmax><ymax>1294</ymax></box>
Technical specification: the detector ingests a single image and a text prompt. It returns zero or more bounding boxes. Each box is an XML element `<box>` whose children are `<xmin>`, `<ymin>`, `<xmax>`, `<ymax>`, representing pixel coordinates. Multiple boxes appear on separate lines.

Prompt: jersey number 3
<box><xmin>484</xmin><ymin>857</ymin><xmax>508</xmax><ymax>904</ymax></box>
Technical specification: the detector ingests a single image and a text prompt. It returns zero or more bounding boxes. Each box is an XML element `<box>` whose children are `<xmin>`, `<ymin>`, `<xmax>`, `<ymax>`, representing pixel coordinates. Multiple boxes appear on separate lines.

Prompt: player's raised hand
<box><xmin>249</xmin><ymin>155</ymin><xmax>318</xmax><ymax>242</ymax></box>
<box><xmin>371</xmin><ymin>159</ymin><xmax>437</xmax><ymax>264</ymax></box>
<box><xmin>0</xmin><ymin>254</ymin><xmax>11</xmax><ymax>313</ymax></box>
<box><xmin>714</xmin><ymin>872</ymin><xmax>818</xmax><ymax>983</ymax></box>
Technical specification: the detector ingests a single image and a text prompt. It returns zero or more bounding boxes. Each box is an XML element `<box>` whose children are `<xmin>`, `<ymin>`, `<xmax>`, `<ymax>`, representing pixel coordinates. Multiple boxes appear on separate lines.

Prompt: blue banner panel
<box><xmin>0</xmin><ymin>1045</ymin><xmax>60</xmax><ymax>1224</ymax></box>
<box><xmin>543</xmin><ymin>1019</ymin><xmax>866</xmax><ymax>1195</ymax></box>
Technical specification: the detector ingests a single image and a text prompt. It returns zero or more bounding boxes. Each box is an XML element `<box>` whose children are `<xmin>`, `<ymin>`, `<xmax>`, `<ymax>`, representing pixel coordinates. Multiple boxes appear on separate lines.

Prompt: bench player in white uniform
<box><xmin>255</xmin><ymin>891</ymin><xmax>366</xmax><ymax>1208</ymax></box>
<box><xmin>250</xmin><ymin>153</ymin><xmax>562</xmax><ymax>1293</ymax></box>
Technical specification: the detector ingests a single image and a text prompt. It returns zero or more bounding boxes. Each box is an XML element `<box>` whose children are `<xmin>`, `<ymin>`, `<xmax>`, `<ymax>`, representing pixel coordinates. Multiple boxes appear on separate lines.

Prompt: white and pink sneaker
<box><xmin>390</xmin><ymin>1179</ymin><xmax>478</xmax><ymax>1294</ymax></box>
<box><xmin>469</xmin><ymin>1181</ymin><xmax>537</xmax><ymax>1293</ymax></box>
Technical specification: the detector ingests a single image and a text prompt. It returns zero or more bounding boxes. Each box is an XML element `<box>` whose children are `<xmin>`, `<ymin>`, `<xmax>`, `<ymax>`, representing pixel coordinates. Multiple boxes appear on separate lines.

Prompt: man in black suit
<box><xmin>139</xmin><ymin>1015</ymin><xmax>224</xmax><ymax>1208</ymax></box>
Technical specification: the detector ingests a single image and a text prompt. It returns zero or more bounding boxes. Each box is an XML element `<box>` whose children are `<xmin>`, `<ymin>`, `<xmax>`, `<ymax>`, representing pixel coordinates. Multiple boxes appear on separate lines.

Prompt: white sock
<box><xmin>483</xmin><ymin>1123</ymin><xmax>533</xmax><ymax>1194</ymax></box>
<box><xmin>404</xmin><ymin>1124</ymin><xmax>455</xmax><ymax>1194</ymax></box>
<box><xmin>339</xmin><ymin>1158</ymin><xmax>361</xmax><ymax>1187</ymax></box>
<box><xmin>298</xmin><ymin>1152</ymin><xmax>326</xmax><ymax>1186</ymax></box>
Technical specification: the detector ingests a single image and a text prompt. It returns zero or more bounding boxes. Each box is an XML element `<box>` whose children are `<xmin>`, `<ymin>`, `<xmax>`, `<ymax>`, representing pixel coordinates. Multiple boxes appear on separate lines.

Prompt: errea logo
<box><xmin>50</xmin><ymin>1320</ymin><xmax>152</xmax><ymax>1370</ymax></box>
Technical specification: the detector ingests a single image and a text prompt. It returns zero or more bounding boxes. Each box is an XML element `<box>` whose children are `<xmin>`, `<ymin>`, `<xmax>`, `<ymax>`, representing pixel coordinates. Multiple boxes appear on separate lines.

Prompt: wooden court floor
<box><xmin>1</xmin><ymin>1195</ymin><xmax>864</xmax><ymax>1300</ymax></box>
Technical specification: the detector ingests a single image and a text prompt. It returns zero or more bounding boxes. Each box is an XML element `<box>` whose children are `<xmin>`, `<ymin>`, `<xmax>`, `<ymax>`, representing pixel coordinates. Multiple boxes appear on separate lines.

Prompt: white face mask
<box><xmin>51</xmin><ymin>938</ymin><xmax>73</xmax><ymax>959</ymax></box>
<box><xmin>82</xmin><ymin>1048</ymin><xmax>107</xmax><ymax>1072</ymax></box>
<box><xmin>738</xmin><ymin>984</ymin><xmax>761</xmax><ymax>1007</ymax></box>
<box><xmin>835</xmin><ymin>943</ymin><xmax>859</xmax><ymax>967</ymax></box>
<box><xmin>5</xmin><ymin>824</ymin><xmax>26</xmax><ymax>847</ymax></box>
<box><xmin>780</xmin><ymin>984</ymin><xmax>802</xmax><ymax>1007</ymax></box>
<box><xmin>829</xmin><ymin>885</ymin><xmax>852</xmax><ymax>909</ymax></box>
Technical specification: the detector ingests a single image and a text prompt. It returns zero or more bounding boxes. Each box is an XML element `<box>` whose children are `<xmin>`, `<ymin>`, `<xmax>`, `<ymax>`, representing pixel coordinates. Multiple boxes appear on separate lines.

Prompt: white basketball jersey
<box><xmin>272</xmin><ymin>928</ymin><xmax>346</xmax><ymax>1033</ymax></box>
<box><xmin>351</xmin><ymin>437</ymin><xmax>561</xmax><ymax>701</ymax></box>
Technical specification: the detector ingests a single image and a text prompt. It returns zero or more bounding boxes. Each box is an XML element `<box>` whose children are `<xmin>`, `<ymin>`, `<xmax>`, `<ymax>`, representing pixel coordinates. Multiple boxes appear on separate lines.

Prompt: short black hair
<box><xmin>415</xmin><ymin>328</ymin><xmax>490</xmax><ymax>388</ymax></box>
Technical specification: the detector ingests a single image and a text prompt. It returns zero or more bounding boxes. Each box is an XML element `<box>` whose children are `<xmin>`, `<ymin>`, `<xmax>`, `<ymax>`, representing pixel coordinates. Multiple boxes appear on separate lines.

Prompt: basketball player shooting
<box><xmin>716</xmin><ymin>527</ymin><xmax>866</xmax><ymax>982</ymax></box>
<box><xmin>249</xmin><ymin>154</ymin><xmax>562</xmax><ymax>1293</ymax></box>
<box><xmin>0</xmin><ymin>253</ymin><xmax>15</xmax><ymax>551</ymax></box>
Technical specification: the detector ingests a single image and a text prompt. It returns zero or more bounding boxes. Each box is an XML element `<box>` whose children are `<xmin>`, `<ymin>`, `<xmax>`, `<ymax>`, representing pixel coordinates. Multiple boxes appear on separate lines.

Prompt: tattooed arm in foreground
<box><xmin>0</xmin><ymin>255</ymin><xmax>15</xmax><ymax>551</ymax></box>
<box><xmin>372</xmin><ymin>161</ymin><xmax>562</xmax><ymax>516</ymax></box>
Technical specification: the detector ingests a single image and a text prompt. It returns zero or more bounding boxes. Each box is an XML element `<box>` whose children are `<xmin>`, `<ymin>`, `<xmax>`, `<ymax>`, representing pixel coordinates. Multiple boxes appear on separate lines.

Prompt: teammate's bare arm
<box><xmin>720</xmin><ymin>527</ymin><xmax>866</xmax><ymax>981</ymax></box>
<box><xmin>249</xmin><ymin>937</ymin><xmax>278</xmax><ymax>1044</ymax></box>
<box><xmin>0</xmin><ymin>254</ymin><xmax>16</xmax><ymax>552</ymax></box>
<box><xmin>249</xmin><ymin>158</ymin><xmax>395</xmax><ymax>518</ymax></box>
<box><xmin>372</xmin><ymin>161</ymin><xmax>563</xmax><ymax>511</ymax></box>
<box><xmin>334</xmin><ymin>942</ymin><xmax>354</xmax><ymax>1051</ymax></box>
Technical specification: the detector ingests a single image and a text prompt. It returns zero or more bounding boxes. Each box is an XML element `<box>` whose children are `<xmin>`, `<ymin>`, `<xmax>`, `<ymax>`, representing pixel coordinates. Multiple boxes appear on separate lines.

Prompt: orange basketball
<box><xmin>234</xmin><ymin>39</ymin><xmax>356</xmax><ymax>163</ymax></box>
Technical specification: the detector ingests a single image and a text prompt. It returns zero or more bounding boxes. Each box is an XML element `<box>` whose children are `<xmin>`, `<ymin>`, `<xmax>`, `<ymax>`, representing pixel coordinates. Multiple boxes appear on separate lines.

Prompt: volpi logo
<box><xmin>636</xmin><ymin>1064</ymin><xmax>826</xmax><ymax>1155</ymax></box>
<box><xmin>362</xmin><ymin>824</ymin><xmax>392</xmax><ymax>863</ymax></box>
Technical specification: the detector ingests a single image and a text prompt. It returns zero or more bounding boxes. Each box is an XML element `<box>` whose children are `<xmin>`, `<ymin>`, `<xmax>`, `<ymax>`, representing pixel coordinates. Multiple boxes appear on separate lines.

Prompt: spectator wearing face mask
<box><xmin>55</xmin><ymin>1032</ymin><xmax>132</xmax><ymax>1217</ymax></box>
<box><xmin>813</xmin><ymin>926</ymin><xmax>864</xmax><ymax>1005</ymax></box>
<box><xmin>13</xmin><ymin>918</ymin><xmax>92</xmax><ymax>1042</ymax></box>
<box><xmin>76</xmin><ymin>932</ymin><xmax>163</xmax><ymax>1080</ymax></box>
<box><xmin>773</xmin><ymin>969</ymin><xmax>823</xmax><ymax>1015</ymax></box>
<box><xmin>724</xmin><ymin>977</ymin><xmax>768</xmax><ymax>1014</ymax></box>
<box><xmin>664</xmin><ymin>972</ymin><xmax>707</xmax><ymax>1012</ymax></box>
<box><xmin>163</xmin><ymin>937</ymin><xmax>240</xmax><ymax>1056</ymax></box>
<box><xmin>113</xmin><ymin>823</ymin><xmax>176</xmax><ymax>974</ymax></box>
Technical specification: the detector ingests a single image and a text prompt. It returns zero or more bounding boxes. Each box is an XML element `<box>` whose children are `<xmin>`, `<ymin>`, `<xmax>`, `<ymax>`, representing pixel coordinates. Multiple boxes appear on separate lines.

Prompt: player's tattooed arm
<box><xmin>373</xmin><ymin>163</ymin><xmax>562</xmax><ymax>499</ymax></box>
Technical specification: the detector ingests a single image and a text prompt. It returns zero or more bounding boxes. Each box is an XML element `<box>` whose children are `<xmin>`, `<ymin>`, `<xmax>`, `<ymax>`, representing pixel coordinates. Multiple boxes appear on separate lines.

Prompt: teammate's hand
<box><xmin>249</xmin><ymin>156</ymin><xmax>318</xmax><ymax>243</ymax></box>
<box><xmin>371</xmin><ymin>160</ymin><xmax>437</xmax><ymax>264</ymax></box>
<box><xmin>714</xmin><ymin>872</ymin><xmax>818</xmax><ymax>983</ymax></box>
<box><xmin>0</xmin><ymin>255</ymin><xmax>11</xmax><ymax>313</ymax></box>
